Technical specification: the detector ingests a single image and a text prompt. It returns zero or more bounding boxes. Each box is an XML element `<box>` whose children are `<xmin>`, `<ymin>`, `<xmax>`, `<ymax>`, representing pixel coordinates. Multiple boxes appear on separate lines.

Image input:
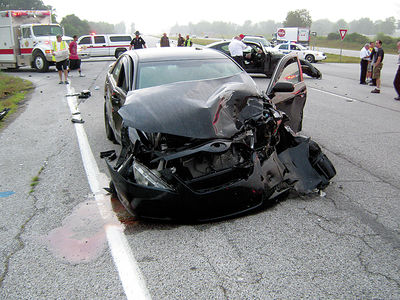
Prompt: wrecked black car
<box><xmin>206</xmin><ymin>40</ymin><xmax>322</xmax><ymax>79</ymax></box>
<box><xmin>103</xmin><ymin>48</ymin><xmax>335</xmax><ymax>222</ymax></box>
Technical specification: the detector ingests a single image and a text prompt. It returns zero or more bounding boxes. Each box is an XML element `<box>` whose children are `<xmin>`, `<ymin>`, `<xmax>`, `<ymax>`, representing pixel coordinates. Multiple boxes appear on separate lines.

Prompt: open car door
<box><xmin>266</xmin><ymin>53</ymin><xmax>307</xmax><ymax>132</ymax></box>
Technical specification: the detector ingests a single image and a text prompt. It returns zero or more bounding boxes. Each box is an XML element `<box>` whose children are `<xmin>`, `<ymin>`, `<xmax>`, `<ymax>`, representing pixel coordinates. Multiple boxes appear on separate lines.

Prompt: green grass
<box><xmin>29</xmin><ymin>167</ymin><xmax>44</xmax><ymax>194</ymax></box>
<box><xmin>0</xmin><ymin>71</ymin><xmax>33</xmax><ymax>127</ymax></box>
<box><xmin>322</xmin><ymin>53</ymin><xmax>360</xmax><ymax>63</ymax></box>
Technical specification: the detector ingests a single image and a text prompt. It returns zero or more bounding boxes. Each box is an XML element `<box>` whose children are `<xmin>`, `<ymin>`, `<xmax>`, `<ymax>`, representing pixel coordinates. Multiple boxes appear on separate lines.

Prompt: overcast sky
<box><xmin>45</xmin><ymin>0</ymin><xmax>400</xmax><ymax>34</ymax></box>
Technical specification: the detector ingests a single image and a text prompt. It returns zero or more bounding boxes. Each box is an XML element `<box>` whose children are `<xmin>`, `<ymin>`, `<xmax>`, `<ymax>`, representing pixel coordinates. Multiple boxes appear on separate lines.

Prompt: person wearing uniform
<box><xmin>52</xmin><ymin>35</ymin><xmax>69</xmax><ymax>84</ymax></box>
<box><xmin>129</xmin><ymin>31</ymin><xmax>147</xmax><ymax>50</ymax></box>
<box><xmin>184</xmin><ymin>35</ymin><xmax>192</xmax><ymax>47</ymax></box>
<box><xmin>228</xmin><ymin>34</ymin><xmax>247</xmax><ymax>68</ymax></box>
<box><xmin>359</xmin><ymin>43</ymin><xmax>370</xmax><ymax>85</ymax></box>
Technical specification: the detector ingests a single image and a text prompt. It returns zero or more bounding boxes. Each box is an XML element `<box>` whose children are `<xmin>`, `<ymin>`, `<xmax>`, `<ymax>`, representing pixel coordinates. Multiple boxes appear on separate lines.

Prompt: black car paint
<box><xmin>102</xmin><ymin>49</ymin><xmax>335</xmax><ymax>222</ymax></box>
<box><xmin>206</xmin><ymin>40</ymin><xmax>322</xmax><ymax>79</ymax></box>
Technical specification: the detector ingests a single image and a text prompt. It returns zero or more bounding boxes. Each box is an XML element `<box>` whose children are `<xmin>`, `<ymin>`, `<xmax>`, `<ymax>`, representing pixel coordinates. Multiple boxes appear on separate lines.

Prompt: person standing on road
<box><xmin>359</xmin><ymin>43</ymin><xmax>370</xmax><ymax>85</ymax></box>
<box><xmin>51</xmin><ymin>35</ymin><xmax>69</xmax><ymax>84</ymax></box>
<box><xmin>69</xmin><ymin>35</ymin><xmax>84</xmax><ymax>77</ymax></box>
<box><xmin>129</xmin><ymin>31</ymin><xmax>147</xmax><ymax>50</ymax></box>
<box><xmin>184</xmin><ymin>35</ymin><xmax>193</xmax><ymax>47</ymax></box>
<box><xmin>228</xmin><ymin>34</ymin><xmax>247</xmax><ymax>68</ymax></box>
<box><xmin>160</xmin><ymin>33</ymin><xmax>170</xmax><ymax>47</ymax></box>
<box><xmin>177</xmin><ymin>34</ymin><xmax>185</xmax><ymax>47</ymax></box>
<box><xmin>394</xmin><ymin>41</ymin><xmax>400</xmax><ymax>101</ymax></box>
<box><xmin>366</xmin><ymin>41</ymin><xmax>375</xmax><ymax>84</ymax></box>
<box><xmin>371</xmin><ymin>40</ymin><xmax>384</xmax><ymax>94</ymax></box>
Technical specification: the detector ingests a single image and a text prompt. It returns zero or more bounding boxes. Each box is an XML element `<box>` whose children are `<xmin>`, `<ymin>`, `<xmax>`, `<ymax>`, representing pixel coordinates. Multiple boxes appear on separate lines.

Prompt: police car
<box><xmin>274</xmin><ymin>43</ymin><xmax>326</xmax><ymax>63</ymax></box>
<box><xmin>77</xmin><ymin>33</ymin><xmax>132</xmax><ymax>58</ymax></box>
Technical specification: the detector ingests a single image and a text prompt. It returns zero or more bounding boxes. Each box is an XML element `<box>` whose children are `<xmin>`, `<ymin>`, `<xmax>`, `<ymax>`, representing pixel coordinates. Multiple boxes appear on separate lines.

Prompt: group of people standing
<box><xmin>360</xmin><ymin>40</ymin><xmax>400</xmax><ymax>100</ymax></box>
<box><xmin>51</xmin><ymin>34</ymin><xmax>84</xmax><ymax>84</ymax></box>
<box><xmin>159</xmin><ymin>33</ymin><xmax>193</xmax><ymax>47</ymax></box>
<box><xmin>359</xmin><ymin>40</ymin><xmax>384</xmax><ymax>93</ymax></box>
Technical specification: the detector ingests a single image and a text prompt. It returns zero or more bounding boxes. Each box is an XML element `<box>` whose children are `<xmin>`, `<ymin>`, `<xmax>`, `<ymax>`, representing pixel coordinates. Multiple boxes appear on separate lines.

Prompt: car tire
<box><xmin>115</xmin><ymin>49</ymin><xmax>126</xmax><ymax>59</ymax></box>
<box><xmin>104</xmin><ymin>103</ymin><xmax>116</xmax><ymax>142</ymax></box>
<box><xmin>33</xmin><ymin>51</ymin><xmax>49</xmax><ymax>72</ymax></box>
<box><xmin>305</xmin><ymin>54</ymin><xmax>315</xmax><ymax>63</ymax></box>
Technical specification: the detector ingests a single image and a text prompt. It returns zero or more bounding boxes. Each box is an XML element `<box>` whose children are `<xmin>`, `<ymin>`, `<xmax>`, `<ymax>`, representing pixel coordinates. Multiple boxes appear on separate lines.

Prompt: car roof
<box><xmin>126</xmin><ymin>47</ymin><xmax>227</xmax><ymax>62</ymax></box>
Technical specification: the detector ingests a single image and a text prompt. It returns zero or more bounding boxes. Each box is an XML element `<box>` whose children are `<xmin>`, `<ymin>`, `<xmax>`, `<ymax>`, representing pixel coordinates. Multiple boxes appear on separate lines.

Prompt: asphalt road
<box><xmin>0</xmin><ymin>37</ymin><xmax>399</xmax><ymax>299</ymax></box>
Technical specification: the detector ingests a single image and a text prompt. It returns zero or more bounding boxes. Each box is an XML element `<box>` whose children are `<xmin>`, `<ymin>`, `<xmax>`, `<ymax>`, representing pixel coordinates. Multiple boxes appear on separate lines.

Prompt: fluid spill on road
<box><xmin>45</xmin><ymin>199</ymin><xmax>108</xmax><ymax>264</ymax></box>
<box><xmin>44</xmin><ymin>193</ymin><xmax>138</xmax><ymax>264</ymax></box>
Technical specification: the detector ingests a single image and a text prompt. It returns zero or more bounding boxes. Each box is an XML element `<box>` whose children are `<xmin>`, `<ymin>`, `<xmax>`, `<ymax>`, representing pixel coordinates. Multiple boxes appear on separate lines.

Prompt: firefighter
<box><xmin>51</xmin><ymin>35</ymin><xmax>69</xmax><ymax>84</ymax></box>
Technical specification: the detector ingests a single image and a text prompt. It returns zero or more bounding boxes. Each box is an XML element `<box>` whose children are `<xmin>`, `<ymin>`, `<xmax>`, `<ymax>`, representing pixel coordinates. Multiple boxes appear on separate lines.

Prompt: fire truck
<box><xmin>0</xmin><ymin>10</ymin><xmax>69</xmax><ymax>72</ymax></box>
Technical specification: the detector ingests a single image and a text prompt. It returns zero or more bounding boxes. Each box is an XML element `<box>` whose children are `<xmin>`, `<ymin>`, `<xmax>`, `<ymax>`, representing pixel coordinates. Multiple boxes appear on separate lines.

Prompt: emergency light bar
<box><xmin>2</xmin><ymin>10</ymin><xmax>51</xmax><ymax>18</ymax></box>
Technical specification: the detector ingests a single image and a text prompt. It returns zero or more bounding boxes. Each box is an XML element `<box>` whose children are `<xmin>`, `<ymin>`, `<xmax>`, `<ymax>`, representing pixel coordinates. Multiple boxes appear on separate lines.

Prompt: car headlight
<box><xmin>132</xmin><ymin>161</ymin><xmax>174</xmax><ymax>190</ymax></box>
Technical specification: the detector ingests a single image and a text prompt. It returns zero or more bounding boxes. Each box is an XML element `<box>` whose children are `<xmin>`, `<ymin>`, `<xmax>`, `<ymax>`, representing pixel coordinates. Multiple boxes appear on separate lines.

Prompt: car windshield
<box><xmin>32</xmin><ymin>25</ymin><xmax>63</xmax><ymax>37</ymax></box>
<box><xmin>137</xmin><ymin>58</ymin><xmax>242</xmax><ymax>89</ymax></box>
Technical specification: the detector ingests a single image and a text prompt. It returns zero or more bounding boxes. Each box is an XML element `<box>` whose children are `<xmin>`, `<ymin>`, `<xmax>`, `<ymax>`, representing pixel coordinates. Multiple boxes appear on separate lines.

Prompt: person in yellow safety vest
<box><xmin>51</xmin><ymin>35</ymin><xmax>70</xmax><ymax>84</ymax></box>
<box><xmin>184</xmin><ymin>35</ymin><xmax>193</xmax><ymax>47</ymax></box>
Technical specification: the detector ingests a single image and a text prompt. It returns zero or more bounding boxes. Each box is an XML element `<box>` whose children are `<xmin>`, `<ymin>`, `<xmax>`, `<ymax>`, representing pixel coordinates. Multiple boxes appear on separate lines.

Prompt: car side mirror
<box><xmin>272</xmin><ymin>82</ymin><xmax>295</xmax><ymax>93</ymax></box>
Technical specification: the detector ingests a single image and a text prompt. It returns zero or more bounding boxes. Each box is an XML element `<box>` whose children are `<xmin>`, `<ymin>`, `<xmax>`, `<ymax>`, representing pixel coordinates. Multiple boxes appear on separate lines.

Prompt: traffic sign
<box><xmin>339</xmin><ymin>29</ymin><xmax>347</xmax><ymax>40</ymax></box>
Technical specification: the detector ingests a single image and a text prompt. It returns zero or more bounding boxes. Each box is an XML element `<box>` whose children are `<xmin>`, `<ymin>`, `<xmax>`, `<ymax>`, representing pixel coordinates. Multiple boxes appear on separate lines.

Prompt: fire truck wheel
<box><xmin>33</xmin><ymin>52</ymin><xmax>49</xmax><ymax>72</ymax></box>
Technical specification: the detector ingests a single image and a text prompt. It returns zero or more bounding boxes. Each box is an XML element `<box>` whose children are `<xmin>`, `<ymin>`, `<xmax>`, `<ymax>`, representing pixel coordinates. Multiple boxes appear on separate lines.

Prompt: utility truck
<box><xmin>274</xmin><ymin>27</ymin><xmax>310</xmax><ymax>46</ymax></box>
<box><xmin>0</xmin><ymin>10</ymin><xmax>69</xmax><ymax>72</ymax></box>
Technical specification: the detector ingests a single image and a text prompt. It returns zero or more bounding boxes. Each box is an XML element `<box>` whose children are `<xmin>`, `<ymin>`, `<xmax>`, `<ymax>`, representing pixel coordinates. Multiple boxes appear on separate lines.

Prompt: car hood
<box><xmin>118</xmin><ymin>73</ymin><xmax>264</xmax><ymax>139</ymax></box>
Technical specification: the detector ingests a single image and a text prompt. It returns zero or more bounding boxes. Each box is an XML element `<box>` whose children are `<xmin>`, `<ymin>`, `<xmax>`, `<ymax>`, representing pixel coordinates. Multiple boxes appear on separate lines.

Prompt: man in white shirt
<box><xmin>228</xmin><ymin>34</ymin><xmax>247</xmax><ymax>68</ymax></box>
<box><xmin>359</xmin><ymin>43</ymin><xmax>370</xmax><ymax>85</ymax></box>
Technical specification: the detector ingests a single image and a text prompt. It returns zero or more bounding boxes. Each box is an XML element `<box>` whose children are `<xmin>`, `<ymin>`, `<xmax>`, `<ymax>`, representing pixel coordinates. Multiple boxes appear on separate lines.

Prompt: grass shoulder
<box><xmin>0</xmin><ymin>71</ymin><xmax>33</xmax><ymax>128</ymax></box>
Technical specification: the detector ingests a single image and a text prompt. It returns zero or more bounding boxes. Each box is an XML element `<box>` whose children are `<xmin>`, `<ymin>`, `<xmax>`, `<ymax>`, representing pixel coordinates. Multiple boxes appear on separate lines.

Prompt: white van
<box><xmin>77</xmin><ymin>34</ymin><xmax>132</xmax><ymax>58</ymax></box>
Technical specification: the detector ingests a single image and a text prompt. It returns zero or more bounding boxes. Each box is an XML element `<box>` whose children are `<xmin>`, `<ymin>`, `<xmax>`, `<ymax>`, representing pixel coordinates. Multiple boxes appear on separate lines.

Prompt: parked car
<box><xmin>102</xmin><ymin>47</ymin><xmax>335</xmax><ymax>221</ymax></box>
<box><xmin>274</xmin><ymin>43</ymin><xmax>326</xmax><ymax>63</ymax></box>
<box><xmin>77</xmin><ymin>34</ymin><xmax>132</xmax><ymax>58</ymax></box>
<box><xmin>206</xmin><ymin>40</ymin><xmax>322</xmax><ymax>79</ymax></box>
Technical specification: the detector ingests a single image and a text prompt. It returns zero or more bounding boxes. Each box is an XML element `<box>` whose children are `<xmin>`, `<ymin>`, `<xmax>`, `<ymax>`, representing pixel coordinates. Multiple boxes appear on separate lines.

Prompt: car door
<box><xmin>92</xmin><ymin>35</ymin><xmax>110</xmax><ymax>56</ymax></box>
<box><xmin>278</xmin><ymin>44</ymin><xmax>290</xmax><ymax>55</ymax></box>
<box><xmin>266</xmin><ymin>53</ymin><xmax>307</xmax><ymax>132</ymax></box>
<box><xmin>290</xmin><ymin>44</ymin><xmax>305</xmax><ymax>59</ymax></box>
<box><xmin>77</xmin><ymin>36</ymin><xmax>92</xmax><ymax>57</ymax></box>
<box><xmin>242</xmin><ymin>42</ymin><xmax>265</xmax><ymax>74</ymax></box>
<box><xmin>106</xmin><ymin>55</ymin><xmax>133</xmax><ymax>140</ymax></box>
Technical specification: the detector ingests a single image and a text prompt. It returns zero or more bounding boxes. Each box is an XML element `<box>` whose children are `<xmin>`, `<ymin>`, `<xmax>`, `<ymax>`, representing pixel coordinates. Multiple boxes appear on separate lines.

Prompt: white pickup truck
<box><xmin>77</xmin><ymin>34</ymin><xmax>132</xmax><ymax>58</ymax></box>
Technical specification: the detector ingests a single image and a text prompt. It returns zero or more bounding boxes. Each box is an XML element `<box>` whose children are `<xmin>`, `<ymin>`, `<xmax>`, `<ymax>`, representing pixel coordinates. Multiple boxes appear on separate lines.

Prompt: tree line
<box><xmin>172</xmin><ymin>9</ymin><xmax>398</xmax><ymax>39</ymax></box>
<box><xmin>1</xmin><ymin>1</ymin><xmax>399</xmax><ymax>38</ymax></box>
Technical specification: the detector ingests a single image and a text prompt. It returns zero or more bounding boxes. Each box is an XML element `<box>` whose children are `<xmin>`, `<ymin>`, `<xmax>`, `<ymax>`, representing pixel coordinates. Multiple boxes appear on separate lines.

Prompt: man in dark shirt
<box><xmin>371</xmin><ymin>40</ymin><xmax>384</xmax><ymax>94</ymax></box>
<box><xmin>129</xmin><ymin>31</ymin><xmax>147</xmax><ymax>50</ymax></box>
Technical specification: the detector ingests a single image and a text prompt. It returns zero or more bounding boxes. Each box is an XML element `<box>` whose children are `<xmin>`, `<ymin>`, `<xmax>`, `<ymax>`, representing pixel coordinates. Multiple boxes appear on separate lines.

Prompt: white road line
<box><xmin>308</xmin><ymin>87</ymin><xmax>358</xmax><ymax>102</ymax></box>
<box><xmin>65</xmin><ymin>85</ymin><xmax>151</xmax><ymax>300</ymax></box>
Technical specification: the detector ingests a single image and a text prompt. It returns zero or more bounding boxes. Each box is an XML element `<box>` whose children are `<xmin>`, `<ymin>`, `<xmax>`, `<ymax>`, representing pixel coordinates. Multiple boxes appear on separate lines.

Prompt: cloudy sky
<box><xmin>45</xmin><ymin>0</ymin><xmax>400</xmax><ymax>34</ymax></box>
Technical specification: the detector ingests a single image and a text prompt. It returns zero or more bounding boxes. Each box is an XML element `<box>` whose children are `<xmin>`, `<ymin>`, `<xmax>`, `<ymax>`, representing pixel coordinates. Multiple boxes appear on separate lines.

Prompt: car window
<box><xmin>111</xmin><ymin>58</ymin><xmax>123</xmax><ymax>83</ymax></box>
<box><xmin>137</xmin><ymin>58</ymin><xmax>242</xmax><ymax>89</ymax></box>
<box><xmin>22</xmin><ymin>27</ymin><xmax>32</xmax><ymax>38</ymax></box>
<box><xmin>277</xmin><ymin>58</ymin><xmax>301</xmax><ymax>84</ymax></box>
<box><xmin>94</xmin><ymin>36</ymin><xmax>106</xmax><ymax>44</ymax></box>
<box><xmin>110</xmin><ymin>36</ymin><xmax>131</xmax><ymax>42</ymax></box>
<box><xmin>290</xmin><ymin>45</ymin><xmax>300</xmax><ymax>51</ymax></box>
<box><xmin>279</xmin><ymin>44</ymin><xmax>288</xmax><ymax>50</ymax></box>
<box><xmin>79</xmin><ymin>37</ymin><xmax>92</xmax><ymax>45</ymax></box>
<box><xmin>220</xmin><ymin>45</ymin><xmax>230</xmax><ymax>53</ymax></box>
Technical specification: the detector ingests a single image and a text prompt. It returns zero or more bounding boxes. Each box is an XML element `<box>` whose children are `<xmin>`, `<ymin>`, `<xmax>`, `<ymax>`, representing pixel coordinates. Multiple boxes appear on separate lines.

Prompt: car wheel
<box><xmin>305</xmin><ymin>54</ymin><xmax>315</xmax><ymax>63</ymax></box>
<box><xmin>33</xmin><ymin>51</ymin><xmax>49</xmax><ymax>72</ymax></box>
<box><xmin>104</xmin><ymin>103</ymin><xmax>116</xmax><ymax>142</ymax></box>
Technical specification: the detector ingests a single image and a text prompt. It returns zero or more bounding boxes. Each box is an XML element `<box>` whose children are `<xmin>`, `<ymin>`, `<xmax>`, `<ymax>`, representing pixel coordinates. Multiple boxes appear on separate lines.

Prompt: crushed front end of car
<box><xmin>103</xmin><ymin>77</ymin><xmax>335</xmax><ymax>222</ymax></box>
